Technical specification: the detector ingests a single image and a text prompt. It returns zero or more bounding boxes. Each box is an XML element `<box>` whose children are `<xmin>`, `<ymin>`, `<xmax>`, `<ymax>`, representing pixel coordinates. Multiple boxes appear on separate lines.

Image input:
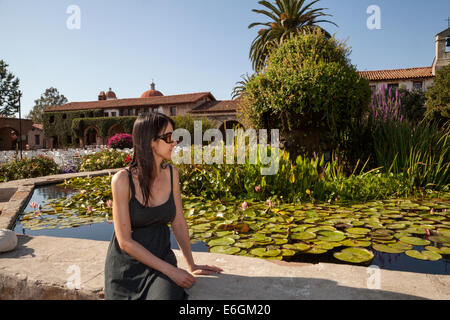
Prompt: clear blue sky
<box><xmin>0</xmin><ymin>0</ymin><xmax>449</xmax><ymax>117</ymax></box>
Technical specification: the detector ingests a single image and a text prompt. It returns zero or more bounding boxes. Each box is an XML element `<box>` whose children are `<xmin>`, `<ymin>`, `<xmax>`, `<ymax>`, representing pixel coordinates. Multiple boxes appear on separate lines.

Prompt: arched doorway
<box><xmin>50</xmin><ymin>136</ymin><xmax>59</xmax><ymax>149</ymax></box>
<box><xmin>84</xmin><ymin>126</ymin><xmax>100</xmax><ymax>146</ymax></box>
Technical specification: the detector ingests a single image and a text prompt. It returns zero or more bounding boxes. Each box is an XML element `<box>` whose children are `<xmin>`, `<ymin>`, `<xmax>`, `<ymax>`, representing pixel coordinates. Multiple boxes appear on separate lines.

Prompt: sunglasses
<box><xmin>155</xmin><ymin>132</ymin><xmax>177</xmax><ymax>144</ymax></box>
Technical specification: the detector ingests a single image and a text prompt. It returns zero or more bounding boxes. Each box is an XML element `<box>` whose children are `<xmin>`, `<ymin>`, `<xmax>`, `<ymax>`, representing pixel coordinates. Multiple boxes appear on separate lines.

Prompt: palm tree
<box><xmin>248</xmin><ymin>0</ymin><xmax>338</xmax><ymax>72</ymax></box>
<box><xmin>231</xmin><ymin>73</ymin><xmax>255</xmax><ymax>100</ymax></box>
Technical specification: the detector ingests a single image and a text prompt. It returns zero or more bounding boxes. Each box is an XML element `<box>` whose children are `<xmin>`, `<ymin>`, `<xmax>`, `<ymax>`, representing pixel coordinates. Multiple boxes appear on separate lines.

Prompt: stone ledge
<box><xmin>0</xmin><ymin>235</ymin><xmax>449</xmax><ymax>300</ymax></box>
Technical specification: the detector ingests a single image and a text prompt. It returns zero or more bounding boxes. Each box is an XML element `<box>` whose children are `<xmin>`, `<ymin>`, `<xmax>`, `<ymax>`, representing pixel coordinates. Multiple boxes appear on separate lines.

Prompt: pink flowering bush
<box><xmin>107</xmin><ymin>133</ymin><xmax>133</xmax><ymax>149</ymax></box>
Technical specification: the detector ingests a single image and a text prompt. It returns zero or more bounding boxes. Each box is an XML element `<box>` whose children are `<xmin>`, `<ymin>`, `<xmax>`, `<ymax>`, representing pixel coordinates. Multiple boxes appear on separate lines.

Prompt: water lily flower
<box><xmin>106</xmin><ymin>200</ymin><xmax>113</xmax><ymax>208</ymax></box>
<box><xmin>254</xmin><ymin>186</ymin><xmax>261</xmax><ymax>192</ymax></box>
<box><xmin>306</xmin><ymin>189</ymin><xmax>311</xmax><ymax>195</ymax></box>
<box><xmin>87</xmin><ymin>206</ymin><xmax>93</xmax><ymax>213</ymax></box>
<box><xmin>241</xmin><ymin>202</ymin><xmax>247</xmax><ymax>211</ymax></box>
<box><xmin>267</xmin><ymin>199</ymin><xmax>273</xmax><ymax>207</ymax></box>
<box><xmin>430</xmin><ymin>208</ymin><xmax>434</xmax><ymax>214</ymax></box>
<box><xmin>425</xmin><ymin>229</ymin><xmax>431</xmax><ymax>236</ymax></box>
<box><xmin>30</xmin><ymin>201</ymin><xmax>37</xmax><ymax>209</ymax></box>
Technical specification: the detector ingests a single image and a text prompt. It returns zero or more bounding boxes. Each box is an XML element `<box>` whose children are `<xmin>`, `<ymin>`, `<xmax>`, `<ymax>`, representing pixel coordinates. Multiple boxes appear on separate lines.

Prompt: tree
<box><xmin>248</xmin><ymin>0</ymin><xmax>337</xmax><ymax>72</ymax></box>
<box><xmin>27</xmin><ymin>87</ymin><xmax>68</xmax><ymax>123</ymax></box>
<box><xmin>231</xmin><ymin>73</ymin><xmax>255</xmax><ymax>100</ymax></box>
<box><xmin>397</xmin><ymin>87</ymin><xmax>426</xmax><ymax>125</ymax></box>
<box><xmin>237</xmin><ymin>28</ymin><xmax>371</xmax><ymax>161</ymax></box>
<box><xmin>0</xmin><ymin>60</ymin><xmax>20</xmax><ymax>117</ymax></box>
<box><xmin>424</xmin><ymin>64</ymin><xmax>450</xmax><ymax>128</ymax></box>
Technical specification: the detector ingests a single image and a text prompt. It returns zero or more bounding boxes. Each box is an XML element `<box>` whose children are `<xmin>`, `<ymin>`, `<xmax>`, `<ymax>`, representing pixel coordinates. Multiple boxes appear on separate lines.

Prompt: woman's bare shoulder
<box><xmin>111</xmin><ymin>169</ymin><xmax>130</xmax><ymax>188</ymax></box>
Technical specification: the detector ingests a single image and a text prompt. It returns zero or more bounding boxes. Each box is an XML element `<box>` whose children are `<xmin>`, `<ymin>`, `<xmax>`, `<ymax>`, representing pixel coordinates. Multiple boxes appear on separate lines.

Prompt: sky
<box><xmin>0</xmin><ymin>0</ymin><xmax>449</xmax><ymax>117</ymax></box>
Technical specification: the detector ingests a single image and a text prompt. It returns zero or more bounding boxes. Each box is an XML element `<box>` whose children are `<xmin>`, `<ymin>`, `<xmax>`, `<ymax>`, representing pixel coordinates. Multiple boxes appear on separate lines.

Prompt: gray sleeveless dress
<box><xmin>104</xmin><ymin>164</ymin><xmax>189</xmax><ymax>300</ymax></box>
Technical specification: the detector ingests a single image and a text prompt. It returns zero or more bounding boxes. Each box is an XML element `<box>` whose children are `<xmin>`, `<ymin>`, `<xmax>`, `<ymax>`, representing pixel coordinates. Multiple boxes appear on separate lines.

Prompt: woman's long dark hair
<box><xmin>128</xmin><ymin>112</ymin><xmax>175</xmax><ymax>206</ymax></box>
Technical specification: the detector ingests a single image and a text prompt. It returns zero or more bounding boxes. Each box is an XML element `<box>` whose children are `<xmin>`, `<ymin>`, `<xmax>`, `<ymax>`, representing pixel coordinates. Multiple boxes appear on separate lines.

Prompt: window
<box><xmin>370</xmin><ymin>85</ymin><xmax>376</xmax><ymax>93</ymax></box>
<box><xmin>89</xmin><ymin>112</ymin><xmax>94</xmax><ymax>117</ymax></box>
<box><xmin>35</xmin><ymin>135</ymin><xmax>40</xmax><ymax>145</ymax></box>
<box><xmin>413</xmin><ymin>81</ymin><xmax>423</xmax><ymax>90</ymax></box>
<box><xmin>62</xmin><ymin>114</ymin><xmax>67</xmax><ymax>120</ymax></box>
<box><xmin>152</xmin><ymin>107</ymin><xmax>158</xmax><ymax>113</ymax></box>
<box><xmin>80</xmin><ymin>114</ymin><xmax>85</xmax><ymax>118</ymax></box>
<box><xmin>111</xmin><ymin>112</ymin><xmax>117</xmax><ymax>117</ymax></box>
<box><xmin>104</xmin><ymin>112</ymin><xmax>109</xmax><ymax>117</ymax></box>
<box><xmin>67</xmin><ymin>135</ymin><xmax>72</xmax><ymax>144</ymax></box>
<box><xmin>170</xmin><ymin>106</ymin><xmax>177</xmax><ymax>116</ymax></box>
<box><xmin>119</xmin><ymin>109</ymin><xmax>124</xmax><ymax>116</ymax></box>
<box><xmin>387</xmin><ymin>83</ymin><xmax>399</xmax><ymax>91</ymax></box>
<box><xmin>49</xmin><ymin>115</ymin><xmax>55</xmax><ymax>123</ymax></box>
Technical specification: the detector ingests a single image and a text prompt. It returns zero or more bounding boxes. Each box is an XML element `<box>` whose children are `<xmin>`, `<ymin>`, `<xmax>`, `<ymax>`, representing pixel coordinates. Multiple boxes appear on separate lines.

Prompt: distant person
<box><xmin>104</xmin><ymin>112</ymin><xmax>222</xmax><ymax>300</ymax></box>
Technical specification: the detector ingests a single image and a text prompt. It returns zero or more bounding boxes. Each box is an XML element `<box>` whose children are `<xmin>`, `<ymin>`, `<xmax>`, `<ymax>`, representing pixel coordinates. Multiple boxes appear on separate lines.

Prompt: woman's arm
<box><xmin>170</xmin><ymin>165</ymin><xmax>223</xmax><ymax>275</ymax></box>
<box><xmin>111</xmin><ymin>170</ymin><xmax>195</xmax><ymax>287</ymax></box>
<box><xmin>170</xmin><ymin>166</ymin><xmax>196</xmax><ymax>269</ymax></box>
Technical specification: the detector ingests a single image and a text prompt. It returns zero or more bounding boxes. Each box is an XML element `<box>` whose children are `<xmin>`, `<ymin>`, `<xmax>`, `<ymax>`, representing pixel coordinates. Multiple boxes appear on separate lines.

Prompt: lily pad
<box><xmin>281</xmin><ymin>249</ymin><xmax>296</xmax><ymax>256</ymax></box>
<box><xmin>291</xmin><ymin>231</ymin><xmax>316</xmax><ymax>241</ymax></box>
<box><xmin>305</xmin><ymin>247</ymin><xmax>328</xmax><ymax>254</ymax></box>
<box><xmin>372</xmin><ymin>243</ymin><xmax>404</xmax><ymax>253</ymax></box>
<box><xmin>405</xmin><ymin>250</ymin><xmax>441</xmax><ymax>261</ymax></box>
<box><xmin>341</xmin><ymin>239</ymin><xmax>371</xmax><ymax>247</ymax></box>
<box><xmin>250</xmin><ymin>247</ymin><xmax>282</xmax><ymax>257</ymax></box>
<box><xmin>209</xmin><ymin>246</ymin><xmax>241</xmax><ymax>255</ymax></box>
<box><xmin>386</xmin><ymin>223</ymin><xmax>407</xmax><ymax>230</ymax></box>
<box><xmin>427</xmin><ymin>235</ymin><xmax>450</xmax><ymax>245</ymax></box>
<box><xmin>345</xmin><ymin>227</ymin><xmax>371</xmax><ymax>235</ymax></box>
<box><xmin>316</xmin><ymin>230</ymin><xmax>346</xmax><ymax>242</ymax></box>
<box><xmin>399</xmin><ymin>236</ymin><xmax>430</xmax><ymax>246</ymax></box>
<box><xmin>207</xmin><ymin>237</ymin><xmax>235</xmax><ymax>247</ymax></box>
<box><xmin>282</xmin><ymin>243</ymin><xmax>311</xmax><ymax>251</ymax></box>
<box><xmin>333</xmin><ymin>247</ymin><xmax>374</xmax><ymax>263</ymax></box>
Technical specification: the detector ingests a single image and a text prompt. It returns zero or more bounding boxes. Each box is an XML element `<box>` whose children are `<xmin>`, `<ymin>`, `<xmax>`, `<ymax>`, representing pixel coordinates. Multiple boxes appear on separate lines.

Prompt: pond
<box><xmin>12</xmin><ymin>184</ymin><xmax>208</xmax><ymax>252</ymax></box>
<box><xmin>13</xmin><ymin>183</ymin><xmax>450</xmax><ymax>276</ymax></box>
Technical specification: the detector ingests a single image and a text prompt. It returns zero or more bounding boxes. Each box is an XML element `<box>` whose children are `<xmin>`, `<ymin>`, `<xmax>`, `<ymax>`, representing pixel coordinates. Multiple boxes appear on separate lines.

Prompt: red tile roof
<box><xmin>45</xmin><ymin>92</ymin><xmax>216</xmax><ymax>112</ymax></box>
<box><xmin>188</xmin><ymin>100</ymin><xmax>237</xmax><ymax>114</ymax></box>
<box><xmin>358</xmin><ymin>66</ymin><xmax>433</xmax><ymax>81</ymax></box>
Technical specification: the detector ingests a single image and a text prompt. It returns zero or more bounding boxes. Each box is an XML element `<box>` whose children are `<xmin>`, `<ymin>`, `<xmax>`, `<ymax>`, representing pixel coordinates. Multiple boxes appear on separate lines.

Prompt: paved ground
<box><xmin>0</xmin><ymin>235</ymin><xmax>449</xmax><ymax>300</ymax></box>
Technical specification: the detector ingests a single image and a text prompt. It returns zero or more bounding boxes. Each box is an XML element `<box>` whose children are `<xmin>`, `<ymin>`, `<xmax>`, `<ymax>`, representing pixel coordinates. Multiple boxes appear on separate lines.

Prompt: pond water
<box><xmin>12</xmin><ymin>185</ymin><xmax>209</xmax><ymax>252</ymax></box>
<box><xmin>13</xmin><ymin>184</ymin><xmax>450</xmax><ymax>276</ymax></box>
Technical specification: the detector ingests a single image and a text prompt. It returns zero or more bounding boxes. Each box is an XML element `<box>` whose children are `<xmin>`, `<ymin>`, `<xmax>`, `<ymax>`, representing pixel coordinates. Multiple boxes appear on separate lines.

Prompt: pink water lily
<box><xmin>30</xmin><ymin>201</ymin><xmax>37</xmax><ymax>209</ymax></box>
<box><xmin>87</xmin><ymin>206</ymin><xmax>93</xmax><ymax>213</ymax></box>
<box><xmin>267</xmin><ymin>199</ymin><xmax>273</xmax><ymax>207</ymax></box>
<box><xmin>241</xmin><ymin>202</ymin><xmax>247</xmax><ymax>211</ymax></box>
<box><xmin>430</xmin><ymin>208</ymin><xmax>434</xmax><ymax>214</ymax></box>
<box><xmin>425</xmin><ymin>229</ymin><xmax>431</xmax><ymax>236</ymax></box>
<box><xmin>254</xmin><ymin>186</ymin><xmax>261</xmax><ymax>192</ymax></box>
<box><xmin>106</xmin><ymin>200</ymin><xmax>113</xmax><ymax>208</ymax></box>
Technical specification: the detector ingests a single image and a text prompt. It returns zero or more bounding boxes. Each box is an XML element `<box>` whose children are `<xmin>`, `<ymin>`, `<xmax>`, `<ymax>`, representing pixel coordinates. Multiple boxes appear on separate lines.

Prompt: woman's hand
<box><xmin>189</xmin><ymin>264</ymin><xmax>223</xmax><ymax>275</ymax></box>
<box><xmin>169</xmin><ymin>267</ymin><xmax>196</xmax><ymax>288</ymax></box>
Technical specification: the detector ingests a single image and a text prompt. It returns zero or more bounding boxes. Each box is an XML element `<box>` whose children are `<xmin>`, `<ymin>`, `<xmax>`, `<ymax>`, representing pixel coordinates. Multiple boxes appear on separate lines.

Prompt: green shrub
<box><xmin>0</xmin><ymin>155</ymin><xmax>60</xmax><ymax>182</ymax></box>
<box><xmin>239</xmin><ymin>28</ymin><xmax>371</xmax><ymax>160</ymax></box>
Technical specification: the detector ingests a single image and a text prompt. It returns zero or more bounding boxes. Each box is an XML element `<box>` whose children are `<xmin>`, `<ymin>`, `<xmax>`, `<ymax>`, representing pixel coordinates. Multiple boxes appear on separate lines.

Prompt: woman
<box><xmin>104</xmin><ymin>112</ymin><xmax>223</xmax><ymax>300</ymax></box>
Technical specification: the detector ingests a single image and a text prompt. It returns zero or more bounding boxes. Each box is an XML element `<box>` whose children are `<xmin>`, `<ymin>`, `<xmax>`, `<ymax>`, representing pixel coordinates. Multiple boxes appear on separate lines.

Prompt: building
<box><xmin>44</xmin><ymin>82</ymin><xmax>240</xmax><ymax>148</ymax></box>
<box><xmin>0</xmin><ymin>117</ymin><xmax>44</xmax><ymax>151</ymax></box>
<box><xmin>358</xmin><ymin>27</ymin><xmax>450</xmax><ymax>93</ymax></box>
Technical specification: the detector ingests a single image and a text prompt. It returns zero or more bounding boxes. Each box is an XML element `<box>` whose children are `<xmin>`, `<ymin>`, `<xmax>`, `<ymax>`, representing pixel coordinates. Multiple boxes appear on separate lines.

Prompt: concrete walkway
<box><xmin>0</xmin><ymin>235</ymin><xmax>449</xmax><ymax>300</ymax></box>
